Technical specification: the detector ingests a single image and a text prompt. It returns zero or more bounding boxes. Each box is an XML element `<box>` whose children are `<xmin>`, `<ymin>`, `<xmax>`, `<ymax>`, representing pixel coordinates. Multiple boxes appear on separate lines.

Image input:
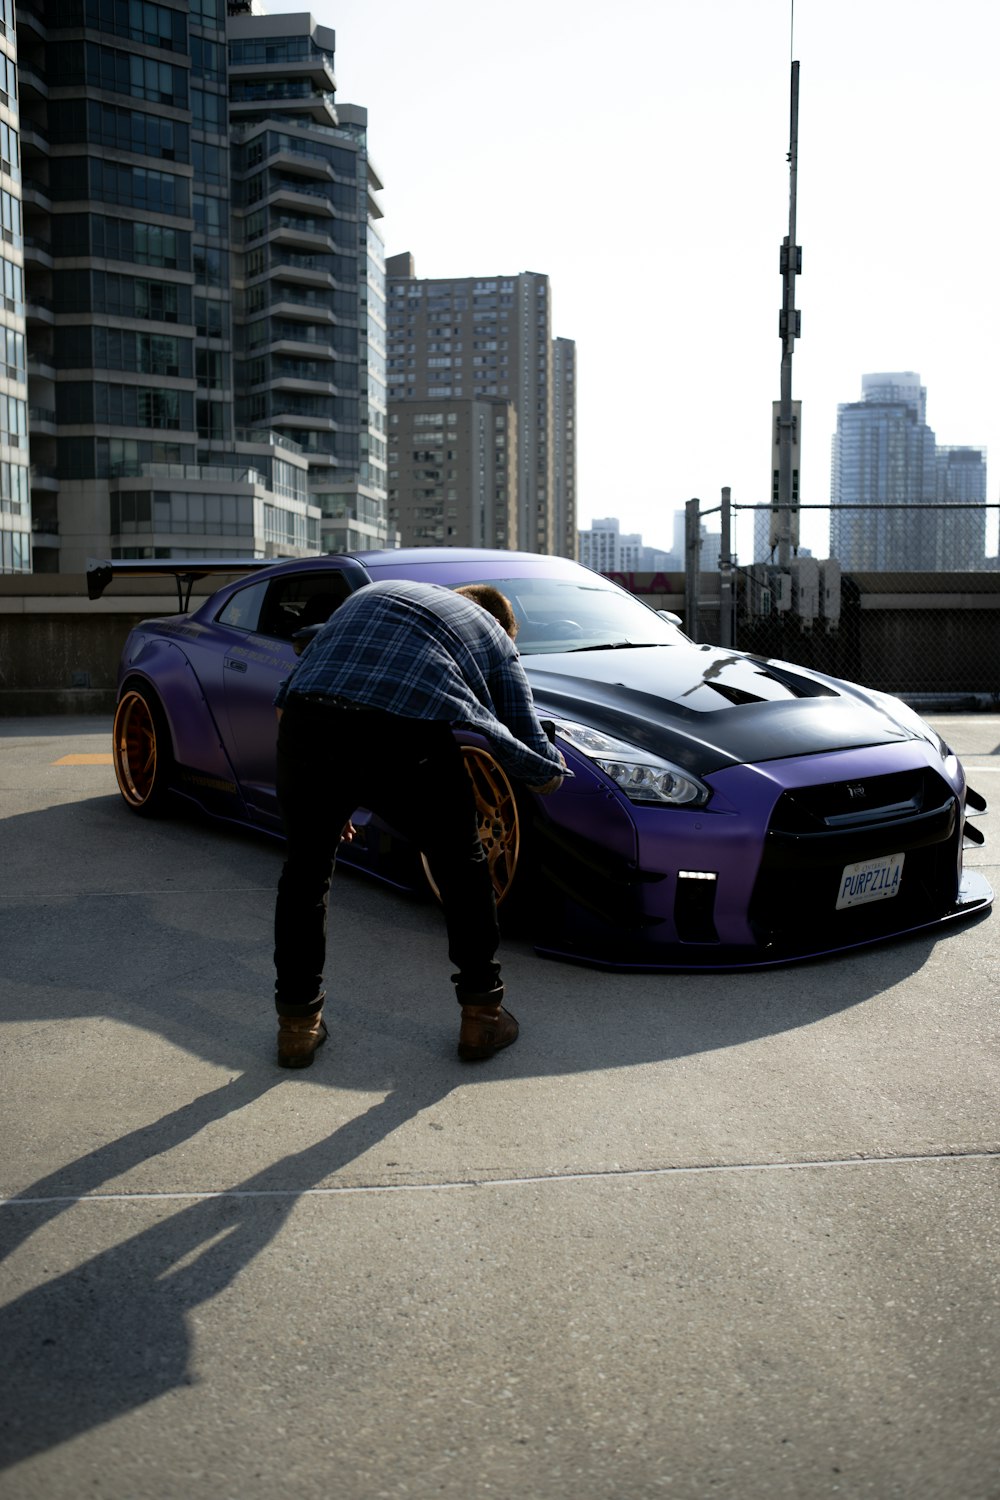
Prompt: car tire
<box><xmin>112</xmin><ymin>685</ymin><xmax>175</xmax><ymax>817</ymax></box>
<box><xmin>421</xmin><ymin>744</ymin><xmax>521</xmax><ymax>907</ymax></box>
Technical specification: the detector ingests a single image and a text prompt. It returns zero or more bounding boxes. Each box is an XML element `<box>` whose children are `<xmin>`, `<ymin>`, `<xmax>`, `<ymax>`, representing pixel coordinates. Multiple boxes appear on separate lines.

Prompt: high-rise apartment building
<box><xmin>227</xmin><ymin>8</ymin><xmax>389</xmax><ymax>554</ymax></box>
<box><xmin>385</xmin><ymin>255</ymin><xmax>575</xmax><ymax>556</ymax></box>
<box><xmin>388</xmin><ymin>399</ymin><xmax>516</xmax><ymax>548</ymax></box>
<box><xmin>12</xmin><ymin>1</ymin><xmax>387</xmax><ymax>573</ymax></box>
<box><xmin>830</xmin><ymin>372</ymin><xmax>987</xmax><ymax>571</ymax></box>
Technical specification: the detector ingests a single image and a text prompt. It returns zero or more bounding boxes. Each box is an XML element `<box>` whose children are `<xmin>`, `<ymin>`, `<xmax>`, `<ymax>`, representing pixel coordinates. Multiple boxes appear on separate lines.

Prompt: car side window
<box><xmin>255</xmin><ymin>572</ymin><xmax>355</xmax><ymax>642</ymax></box>
<box><xmin>216</xmin><ymin>580</ymin><xmax>269</xmax><ymax>632</ymax></box>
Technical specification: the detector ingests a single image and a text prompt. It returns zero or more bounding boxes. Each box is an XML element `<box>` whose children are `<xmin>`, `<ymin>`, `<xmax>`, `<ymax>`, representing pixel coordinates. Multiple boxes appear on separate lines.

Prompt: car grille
<box><xmin>767</xmin><ymin>767</ymin><xmax>946</xmax><ymax>834</ymax></box>
<box><xmin>748</xmin><ymin>767</ymin><xmax>961</xmax><ymax>950</ymax></box>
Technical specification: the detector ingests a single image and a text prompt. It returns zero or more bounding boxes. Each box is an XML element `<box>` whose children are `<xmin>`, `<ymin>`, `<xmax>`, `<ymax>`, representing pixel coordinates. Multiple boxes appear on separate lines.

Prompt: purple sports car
<box><xmin>90</xmin><ymin>548</ymin><xmax>992</xmax><ymax>969</ymax></box>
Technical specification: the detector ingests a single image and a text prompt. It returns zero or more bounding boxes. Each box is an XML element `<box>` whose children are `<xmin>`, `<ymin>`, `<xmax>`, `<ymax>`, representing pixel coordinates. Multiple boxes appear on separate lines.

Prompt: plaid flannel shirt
<box><xmin>275</xmin><ymin>579</ymin><xmax>564</xmax><ymax>788</ymax></box>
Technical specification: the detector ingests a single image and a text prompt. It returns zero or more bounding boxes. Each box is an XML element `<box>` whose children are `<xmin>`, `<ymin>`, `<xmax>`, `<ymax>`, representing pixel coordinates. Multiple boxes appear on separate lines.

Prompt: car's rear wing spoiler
<box><xmin>87</xmin><ymin>558</ymin><xmax>274</xmax><ymax>612</ymax></box>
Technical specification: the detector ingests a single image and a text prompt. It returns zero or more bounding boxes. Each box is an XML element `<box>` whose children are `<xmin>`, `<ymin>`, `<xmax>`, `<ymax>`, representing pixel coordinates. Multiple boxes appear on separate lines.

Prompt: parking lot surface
<box><xmin>1</xmin><ymin>714</ymin><xmax>998</xmax><ymax>1500</ymax></box>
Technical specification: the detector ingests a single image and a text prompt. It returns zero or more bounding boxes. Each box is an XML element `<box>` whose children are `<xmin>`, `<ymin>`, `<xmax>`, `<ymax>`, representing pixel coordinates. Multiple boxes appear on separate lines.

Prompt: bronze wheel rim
<box><xmin>113</xmin><ymin>691</ymin><xmax>158</xmax><ymax>807</ymax></box>
<box><xmin>422</xmin><ymin>746</ymin><xmax>520</xmax><ymax>906</ymax></box>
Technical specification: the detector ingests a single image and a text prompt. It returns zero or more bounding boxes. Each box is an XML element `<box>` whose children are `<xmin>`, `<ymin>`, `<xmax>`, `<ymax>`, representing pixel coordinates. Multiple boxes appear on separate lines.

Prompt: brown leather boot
<box><xmin>457</xmin><ymin>993</ymin><xmax>518</xmax><ymax>1061</ymax></box>
<box><xmin>276</xmin><ymin>1005</ymin><xmax>328</xmax><ymax>1069</ymax></box>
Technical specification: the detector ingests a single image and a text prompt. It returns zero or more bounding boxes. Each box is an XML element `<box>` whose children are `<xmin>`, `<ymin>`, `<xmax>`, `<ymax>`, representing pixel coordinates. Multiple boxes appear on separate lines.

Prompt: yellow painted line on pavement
<box><xmin>53</xmin><ymin>753</ymin><xmax>114</xmax><ymax>765</ymax></box>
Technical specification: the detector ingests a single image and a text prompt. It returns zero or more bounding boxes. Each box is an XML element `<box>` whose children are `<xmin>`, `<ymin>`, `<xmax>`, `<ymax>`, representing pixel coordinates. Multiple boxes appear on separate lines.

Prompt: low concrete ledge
<box><xmin>0</xmin><ymin>574</ymin><xmax>208</xmax><ymax>718</ymax></box>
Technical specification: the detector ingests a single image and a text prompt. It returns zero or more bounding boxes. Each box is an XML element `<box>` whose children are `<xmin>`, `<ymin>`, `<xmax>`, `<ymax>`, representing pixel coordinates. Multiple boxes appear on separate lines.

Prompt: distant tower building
<box><xmin>385</xmin><ymin>256</ymin><xmax>575</xmax><ymax>555</ymax></box>
<box><xmin>578</xmin><ymin>517</ymin><xmax>642</xmax><ymax>572</ymax></box>
<box><xmin>934</xmin><ymin>447</ymin><xmax>988</xmax><ymax>569</ymax></box>
<box><xmin>831</xmin><ymin>373</ymin><xmax>940</xmax><ymax>571</ymax></box>
<box><xmin>578</xmin><ymin>515</ymin><xmax>681</xmax><ymax>573</ymax></box>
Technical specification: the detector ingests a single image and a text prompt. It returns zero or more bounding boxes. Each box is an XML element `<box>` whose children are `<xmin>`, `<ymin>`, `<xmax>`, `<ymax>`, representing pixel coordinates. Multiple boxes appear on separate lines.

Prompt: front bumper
<box><xmin>529</xmin><ymin>742</ymin><xmax>993</xmax><ymax>970</ymax></box>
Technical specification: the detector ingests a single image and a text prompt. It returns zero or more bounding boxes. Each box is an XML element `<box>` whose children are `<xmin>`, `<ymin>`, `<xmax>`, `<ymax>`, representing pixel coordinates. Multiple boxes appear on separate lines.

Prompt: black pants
<box><xmin>273</xmin><ymin>697</ymin><xmax>501</xmax><ymax>1014</ymax></box>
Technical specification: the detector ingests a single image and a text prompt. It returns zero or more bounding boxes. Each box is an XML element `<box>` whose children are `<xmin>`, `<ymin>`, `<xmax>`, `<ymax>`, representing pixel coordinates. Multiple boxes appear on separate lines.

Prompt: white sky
<box><xmin>263</xmin><ymin>0</ymin><xmax>999</xmax><ymax>560</ymax></box>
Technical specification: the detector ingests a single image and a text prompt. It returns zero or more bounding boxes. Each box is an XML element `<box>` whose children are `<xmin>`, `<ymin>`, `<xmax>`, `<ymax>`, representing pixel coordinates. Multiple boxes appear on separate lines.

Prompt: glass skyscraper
<box><xmin>830</xmin><ymin>372</ymin><xmax>987</xmax><ymax>572</ymax></box>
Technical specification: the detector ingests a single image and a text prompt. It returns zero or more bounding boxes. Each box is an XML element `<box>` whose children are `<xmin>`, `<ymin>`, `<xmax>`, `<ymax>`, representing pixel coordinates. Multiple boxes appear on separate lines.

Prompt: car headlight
<box><xmin>549</xmin><ymin>718</ymin><xmax>709</xmax><ymax>806</ymax></box>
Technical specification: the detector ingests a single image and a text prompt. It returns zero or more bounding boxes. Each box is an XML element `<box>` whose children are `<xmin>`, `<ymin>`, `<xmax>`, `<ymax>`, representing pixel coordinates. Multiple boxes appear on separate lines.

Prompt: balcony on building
<box><xmin>229</xmin><ymin>81</ymin><xmax>338</xmax><ymax>129</ymax></box>
<box><xmin>260</xmin><ymin>146</ymin><xmax>336</xmax><ymax>185</ymax></box>
<box><xmin>22</xmin><ymin>236</ymin><xmax>53</xmax><ymax>271</ymax></box>
<box><xmin>29</xmin><ymin>464</ymin><xmax>60</xmax><ymax>494</ymax></box>
<box><xmin>28</xmin><ymin>406</ymin><xmax>56</xmax><ymax>437</ymax></box>
<box><xmin>261</xmin><ymin>291</ymin><xmax>338</xmax><ymax>323</ymax></box>
<box><xmin>229</xmin><ymin>50</ymin><xmax>337</xmax><ymax>91</ymax></box>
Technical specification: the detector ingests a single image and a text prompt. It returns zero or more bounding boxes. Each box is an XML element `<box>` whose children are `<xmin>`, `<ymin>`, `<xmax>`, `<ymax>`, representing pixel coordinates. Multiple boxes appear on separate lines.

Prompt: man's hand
<box><xmin>529</xmin><ymin>773</ymin><xmax>564</xmax><ymax>795</ymax></box>
<box><xmin>529</xmin><ymin>751</ymin><xmax>566</xmax><ymax>796</ymax></box>
<box><xmin>340</xmin><ymin>820</ymin><xmax>357</xmax><ymax>843</ymax></box>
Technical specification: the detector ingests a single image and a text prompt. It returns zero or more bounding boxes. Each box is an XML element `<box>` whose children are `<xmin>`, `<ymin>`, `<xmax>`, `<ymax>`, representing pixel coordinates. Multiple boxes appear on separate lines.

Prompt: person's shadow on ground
<box><xmin>0</xmin><ymin>792</ymin><xmax>990</xmax><ymax>1470</ymax></box>
<box><xmin>0</xmin><ymin>1071</ymin><xmax>458</xmax><ymax>1470</ymax></box>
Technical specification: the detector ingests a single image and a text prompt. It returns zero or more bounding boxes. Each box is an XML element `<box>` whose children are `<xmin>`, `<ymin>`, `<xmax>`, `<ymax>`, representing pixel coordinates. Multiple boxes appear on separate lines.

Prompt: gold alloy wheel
<box><xmin>112</xmin><ymin>690</ymin><xmax>161</xmax><ymax>809</ymax></box>
<box><xmin>422</xmin><ymin>745</ymin><xmax>521</xmax><ymax>906</ymax></box>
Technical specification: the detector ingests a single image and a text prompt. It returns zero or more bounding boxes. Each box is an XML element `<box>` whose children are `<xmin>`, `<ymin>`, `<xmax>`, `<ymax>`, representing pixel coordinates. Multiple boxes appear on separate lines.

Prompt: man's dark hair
<box><xmin>454</xmin><ymin>584</ymin><xmax>519</xmax><ymax>640</ymax></box>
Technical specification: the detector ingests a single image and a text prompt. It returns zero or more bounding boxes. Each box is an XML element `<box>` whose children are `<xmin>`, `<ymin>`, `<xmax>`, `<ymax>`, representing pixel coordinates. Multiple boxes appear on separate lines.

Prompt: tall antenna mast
<box><xmin>775</xmin><ymin>54</ymin><xmax>801</xmax><ymax>570</ymax></box>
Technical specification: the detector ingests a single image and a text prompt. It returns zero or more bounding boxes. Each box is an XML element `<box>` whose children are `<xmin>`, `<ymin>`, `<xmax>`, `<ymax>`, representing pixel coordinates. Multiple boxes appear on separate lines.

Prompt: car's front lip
<box><xmin>532</xmin><ymin>869</ymin><xmax>994</xmax><ymax>972</ymax></box>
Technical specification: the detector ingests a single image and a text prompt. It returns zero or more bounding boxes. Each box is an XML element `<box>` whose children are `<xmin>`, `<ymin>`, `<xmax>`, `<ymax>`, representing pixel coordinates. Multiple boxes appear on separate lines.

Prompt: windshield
<box><xmin>460</xmin><ymin>575</ymin><xmax>688</xmax><ymax>655</ymax></box>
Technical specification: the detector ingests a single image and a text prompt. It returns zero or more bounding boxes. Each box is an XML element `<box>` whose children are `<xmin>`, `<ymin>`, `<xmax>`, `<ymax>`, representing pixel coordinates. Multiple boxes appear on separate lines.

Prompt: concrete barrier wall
<box><xmin>1</xmin><ymin>570</ymin><xmax>998</xmax><ymax>714</ymax></box>
<box><xmin>0</xmin><ymin>576</ymin><xmax>209</xmax><ymax>715</ymax></box>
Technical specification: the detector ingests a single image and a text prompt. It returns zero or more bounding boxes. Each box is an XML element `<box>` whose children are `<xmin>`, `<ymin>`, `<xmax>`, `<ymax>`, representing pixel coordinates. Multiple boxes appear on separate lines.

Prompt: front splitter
<box><xmin>532</xmin><ymin>870</ymin><xmax>994</xmax><ymax>973</ymax></box>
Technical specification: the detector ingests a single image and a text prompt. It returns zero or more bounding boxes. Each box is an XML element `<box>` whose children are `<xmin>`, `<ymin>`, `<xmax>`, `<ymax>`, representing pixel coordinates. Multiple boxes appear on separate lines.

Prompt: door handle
<box><xmin>225</xmin><ymin>658</ymin><xmax>248</xmax><ymax>673</ymax></box>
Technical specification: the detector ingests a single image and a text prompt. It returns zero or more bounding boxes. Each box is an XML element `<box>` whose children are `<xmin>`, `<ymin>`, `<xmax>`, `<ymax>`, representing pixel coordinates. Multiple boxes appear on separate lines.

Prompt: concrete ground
<box><xmin>0</xmin><ymin>713</ymin><xmax>997</xmax><ymax>1500</ymax></box>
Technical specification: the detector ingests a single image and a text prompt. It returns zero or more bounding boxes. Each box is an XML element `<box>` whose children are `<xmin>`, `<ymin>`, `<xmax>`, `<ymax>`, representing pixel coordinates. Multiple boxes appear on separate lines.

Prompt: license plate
<box><xmin>836</xmin><ymin>852</ymin><xmax>905</xmax><ymax>910</ymax></box>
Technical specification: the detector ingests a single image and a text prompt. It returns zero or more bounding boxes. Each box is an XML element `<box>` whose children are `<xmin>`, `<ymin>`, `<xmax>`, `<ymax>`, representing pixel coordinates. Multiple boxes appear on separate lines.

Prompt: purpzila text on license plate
<box><xmin>836</xmin><ymin>852</ymin><xmax>905</xmax><ymax>910</ymax></box>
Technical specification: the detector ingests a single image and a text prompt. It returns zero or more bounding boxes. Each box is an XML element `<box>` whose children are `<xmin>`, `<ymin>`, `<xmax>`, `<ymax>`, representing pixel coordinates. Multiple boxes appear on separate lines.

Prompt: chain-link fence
<box><xmin>682</xmin><ymin>497</ymin><xmax>1000</xmax><ymax>703</ymax></box>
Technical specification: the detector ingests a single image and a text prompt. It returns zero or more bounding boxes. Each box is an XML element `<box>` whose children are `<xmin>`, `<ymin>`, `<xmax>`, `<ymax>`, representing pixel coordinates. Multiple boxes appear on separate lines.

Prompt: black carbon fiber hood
<box><xmin>523</xmin><ymin>644</ymin><xmax>916</xmax><ymax>777</ymax></box>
